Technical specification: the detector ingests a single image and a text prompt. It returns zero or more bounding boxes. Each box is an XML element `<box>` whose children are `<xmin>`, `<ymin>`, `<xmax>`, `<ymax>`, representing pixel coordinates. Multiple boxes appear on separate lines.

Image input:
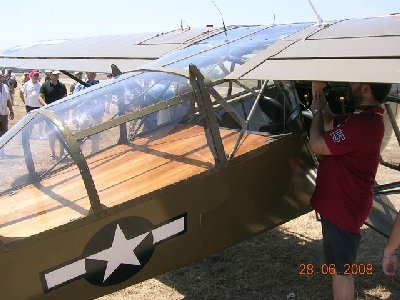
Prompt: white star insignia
<box><xmin>87</xmin><ymin>224</ymin><xmax>149</xmax><ymax>282</ymax></box>
<box><xmin>43</xmin><ymin>215</ymin><xmax>186</xmax><ymax>291</ymax></box>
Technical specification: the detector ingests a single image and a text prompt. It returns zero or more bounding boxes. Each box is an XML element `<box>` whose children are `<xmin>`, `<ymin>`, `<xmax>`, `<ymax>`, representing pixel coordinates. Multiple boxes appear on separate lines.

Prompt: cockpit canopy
<box><xmin>0</xmin><ymin>23</ymin><xmax>309</xmax><ymax>238</ymax></box>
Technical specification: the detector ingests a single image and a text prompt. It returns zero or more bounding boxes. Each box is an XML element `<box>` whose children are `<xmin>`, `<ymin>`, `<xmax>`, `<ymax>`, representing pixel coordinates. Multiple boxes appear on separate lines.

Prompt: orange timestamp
<box><xmin>299</xmin><ymin>263</ymin><xmax>373</xmax><ymax>275</ymax></box>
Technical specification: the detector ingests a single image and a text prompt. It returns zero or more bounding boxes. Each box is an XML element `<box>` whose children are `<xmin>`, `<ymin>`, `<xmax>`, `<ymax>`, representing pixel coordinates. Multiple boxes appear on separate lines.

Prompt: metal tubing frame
<box><xmin>246</xmin><ymin>80</ymin><xmax>270</xmax><ymax>128</ymax></box>
<box><xmin>73</xmin><ymin>91</ymin><xmax>193</xmax><ymax>140</ymax></box>
<box><xmin>379</xmin><ymin>100</ymin><xmax>400</xmax><ymax>171</ymax></box>
<box><xmin>227</xmin><ymin>62</ymin><xmax>236</xmax><ymax>96</ymax></box>
<box><xmin>211</xmin><ymin>86</ymin><xmax>258</xmax><ymax>104</ymax></box>
<box><xmin>226</xmin><ymin>80</ymin><xmax>270</xmax><ymax>160</ymax></box>
<box><xmin>36</xmin><ymin>110</ymin><xmax>103</xmax><ymax>214</ymax></box>
<box><xmin>374</xmin><ymin>181</ymin><xmax>400</xmax><ymax>193</ymax></box>
<box><xmin>208</xmin><ymin>87</ymin><xmax>246</xmax><ymax>128</ymax></box>
<box><xmin>205</xmin><ymin>78</ymin><xmax>275</xmax><ymax>160</ymax></box>
<box><xmin>189</xmin><ymin>64</ymin><xmax>227</xmax><ymax>168</ymax></box>
<box><xmin>384</xmin><ymin>101</ymin><xmax>400</xmax><ymax>146</ymax></box>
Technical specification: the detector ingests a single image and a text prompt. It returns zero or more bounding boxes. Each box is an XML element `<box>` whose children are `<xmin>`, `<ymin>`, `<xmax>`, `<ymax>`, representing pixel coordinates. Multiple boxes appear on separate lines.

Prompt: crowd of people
<box><xmin>0</xmin><ymin>68</ymin><xmax>107</xmax><ymax>158</ymax></box>
<box><xmin>0</xmin><ymin>68</ymin><xmax>105</xmax><ymax>133</ymax></box>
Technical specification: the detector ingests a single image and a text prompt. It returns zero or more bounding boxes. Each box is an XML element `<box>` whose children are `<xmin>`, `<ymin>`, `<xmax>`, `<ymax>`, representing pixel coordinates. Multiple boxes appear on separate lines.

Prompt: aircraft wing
<box><xmin>0</xmin><ymin>28</ymin><xmax>217</xmax><ymax>73</ymax></box>
<box><xmin>226</xmin><ymin>15</ymin><xmax>400</xmax><ymax>83</ymax></box>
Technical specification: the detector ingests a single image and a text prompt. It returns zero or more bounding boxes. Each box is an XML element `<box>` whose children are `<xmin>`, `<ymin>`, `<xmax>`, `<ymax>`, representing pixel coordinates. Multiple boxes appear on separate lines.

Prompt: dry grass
<box><xmin>8</xmin><ymin>78</ymin><xmax>400</xmax><ymax>300</ymax></box>
<box><xmin>97</xmin><ymin>211</ymin><xmax>399</xmax><ymax>300</ymax></box>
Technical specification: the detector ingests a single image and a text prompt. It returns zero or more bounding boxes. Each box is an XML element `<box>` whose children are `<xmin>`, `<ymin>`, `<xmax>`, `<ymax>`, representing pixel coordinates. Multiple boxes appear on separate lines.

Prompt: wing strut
<box><xmin>189</xmin><ymin>64</ymin><xmax>227</xmax><ymax>168</ymax></box>
<box><xmin>60</xmin><ymin>70</ymin><xmax>90</xmax><ymax>87</ymax></box>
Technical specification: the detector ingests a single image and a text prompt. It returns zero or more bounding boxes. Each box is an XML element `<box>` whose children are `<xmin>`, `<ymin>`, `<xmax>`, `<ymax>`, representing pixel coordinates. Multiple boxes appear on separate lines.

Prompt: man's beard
<box><xmin>347</xmin><ymin>86</ymin><xmax>363</xmax><ymax>109</ymax></box>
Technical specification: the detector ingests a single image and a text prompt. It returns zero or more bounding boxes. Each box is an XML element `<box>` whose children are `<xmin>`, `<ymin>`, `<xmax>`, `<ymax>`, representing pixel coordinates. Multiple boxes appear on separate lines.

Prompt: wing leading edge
<box><xmin>227</xmin><ymin>15</ymin><xmax>400</xmax><ymax>83</ymax></box>
<box><xmin>0</xmin><ymin>27</ymin><xmax>219</xmax><ymax>73</ymax></box>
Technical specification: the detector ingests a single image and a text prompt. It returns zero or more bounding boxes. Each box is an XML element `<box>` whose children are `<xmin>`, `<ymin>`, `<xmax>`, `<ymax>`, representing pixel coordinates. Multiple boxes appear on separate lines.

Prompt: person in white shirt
<box><xmin>20</xmin><ymin>70</ymin><xmax>42</xmax><ymax>112</ymax></box>
<box><xmin>0</xmin><ymin>73</ymin><xmax>14</xmax><ymax>137</ymax></box>
<box><xmin>3</xmin><ymin>69</ymin><xmax>17</xmax><ymax>105</ymax></box>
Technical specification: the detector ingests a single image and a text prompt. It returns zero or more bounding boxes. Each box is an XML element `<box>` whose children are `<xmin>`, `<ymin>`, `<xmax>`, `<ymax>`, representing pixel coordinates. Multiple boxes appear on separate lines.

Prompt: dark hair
<box><xmin>369</xmin><ymin>83</ymin><xmax>392</xmax><ymax>103</ymax></box>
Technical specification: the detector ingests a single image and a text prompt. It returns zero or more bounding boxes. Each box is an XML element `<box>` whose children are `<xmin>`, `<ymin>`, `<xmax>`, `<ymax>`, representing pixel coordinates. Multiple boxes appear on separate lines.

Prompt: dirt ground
<box><xmin>8</xmin><ymin>78</ymin><xmax>400</xmax><ymax>300</ymax></box>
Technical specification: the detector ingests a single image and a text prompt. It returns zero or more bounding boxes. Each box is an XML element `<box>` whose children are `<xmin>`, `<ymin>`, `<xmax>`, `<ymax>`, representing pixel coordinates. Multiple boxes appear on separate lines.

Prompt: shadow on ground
<box><xmin>154</xmin><ymin>224</ymin><xmax>400</xmax><ymax>300</ymax></box>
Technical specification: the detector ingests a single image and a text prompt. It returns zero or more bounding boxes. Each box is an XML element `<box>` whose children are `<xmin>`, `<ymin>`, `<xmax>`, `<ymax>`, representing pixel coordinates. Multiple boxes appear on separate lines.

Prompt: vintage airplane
<box><xmin>0</xmin><ymin>13</ymin><xmax>399</xmax><ymax>300</ymax></box>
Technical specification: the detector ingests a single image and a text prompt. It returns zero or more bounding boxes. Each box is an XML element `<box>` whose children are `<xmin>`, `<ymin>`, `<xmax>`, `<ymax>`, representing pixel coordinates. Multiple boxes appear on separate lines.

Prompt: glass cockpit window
<box><xmin>72</xmin><ymin>72</ymin><xmax>194</xmax><ymax>157</ymax></box>
<box><xmin>213</xmin><ymin>80</ymin><xmax>301</xmax><ymax>135</ymax></box>
<box><xmin>0</xmin><ymin>113</ymin><xmax>90</xmax><ymax>239</ymax></box>
<box><xmin>46</xmin><ymin>71</ymin><xmax>190</xmax><ymax>133</ymax></box>
<box><xmin>152</xmin><ymin>23</ymin><xmax>311</xmax><ymax>80</ymax></box>
<box><xmin>0</xmin><ymin>71</ymin><xmax>197</xmax><ymax>240</ymax></box>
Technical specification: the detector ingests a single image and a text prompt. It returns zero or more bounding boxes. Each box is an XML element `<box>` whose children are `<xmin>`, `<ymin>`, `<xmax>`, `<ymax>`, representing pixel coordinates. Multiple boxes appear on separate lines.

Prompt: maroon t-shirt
<box><xmin>310</xmin><ymin>107</ymin><xmax>385</xmax><ymax>233</ymax></box>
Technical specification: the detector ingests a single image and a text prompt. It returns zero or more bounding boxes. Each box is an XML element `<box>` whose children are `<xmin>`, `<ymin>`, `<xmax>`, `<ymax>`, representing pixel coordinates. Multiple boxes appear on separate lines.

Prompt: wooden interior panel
<box><xmin>0</xmin><ymin>125</ymin><xmax>268</xmax><ymax>239</ymax></box>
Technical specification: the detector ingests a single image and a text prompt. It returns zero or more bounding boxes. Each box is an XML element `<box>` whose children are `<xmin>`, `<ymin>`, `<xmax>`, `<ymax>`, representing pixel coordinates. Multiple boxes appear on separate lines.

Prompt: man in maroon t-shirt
<box><xmin>310</xmin><ymin>81</ymin><xmax>391</xmax><ymax>300</ymax></box>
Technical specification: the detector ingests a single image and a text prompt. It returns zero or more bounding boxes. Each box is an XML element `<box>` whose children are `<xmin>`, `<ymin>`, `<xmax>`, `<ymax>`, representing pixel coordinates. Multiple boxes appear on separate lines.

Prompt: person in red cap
<box><xmin>20</xmin><ymin>70</ymin><xmax>42</xmax><ymax>113</ymax></box>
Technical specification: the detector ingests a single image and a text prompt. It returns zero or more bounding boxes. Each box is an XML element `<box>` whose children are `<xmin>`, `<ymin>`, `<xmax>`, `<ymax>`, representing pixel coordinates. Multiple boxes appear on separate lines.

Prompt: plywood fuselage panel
<box><xmin>0</xmin><ymin>125</ymin><xmax>268</xmax><ymax>238</ymax></box>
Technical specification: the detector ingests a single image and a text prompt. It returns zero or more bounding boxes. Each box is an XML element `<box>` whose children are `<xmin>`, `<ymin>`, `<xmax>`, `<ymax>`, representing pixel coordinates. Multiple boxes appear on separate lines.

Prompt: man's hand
<box><xmin>38</xmin><ymin>94</ymin><xmax>47</xmax><ymax>107</ymax></box>
<box><xmin>309</xmin><ymin>81</ymin><xmax>332</xmax><ymax>155</ymax></box>
<box><xmin>382</xmin><ymin>252</ymin><xmax>398</xmax><ymax>276</ymax></box>
<box><xmin>311</xmin><ymin>81</ymin><xmax>328</xmax><ymax>112</ymax></box>
<box><xmin>312</xmin><ymin>81</ymin><xmax>327</xmax><ymax>93</ymax></box>
<box><xmin>9</xmin><ymin>111</ymin><xmax>14</xmax><ymax>120</ymax></box>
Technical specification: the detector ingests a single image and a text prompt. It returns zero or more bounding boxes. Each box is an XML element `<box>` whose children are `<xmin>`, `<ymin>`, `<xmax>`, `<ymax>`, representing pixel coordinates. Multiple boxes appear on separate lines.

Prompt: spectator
<box><xmin>72</xmin><ymin>71</ymin><xmax>99</xmax><ymax>94</ymax></box>
<box><xmin>38</xmin><ymin>70</ymin><xmax>67</xmax><ymax>159</ymax></box>
<box><xmin>70</xmin><ymin>71</ymin><xmax>83</xmax><ymax>94</ymax></box>
<box><xmin>44</xmin><ymin>70</ymin><xmax>52</xmax><ymax>83</ymax></box>
<box><xmin>39</xmin><ymin>70</ymin><xmax>67</xmax><ymax>106</ymax></box>
<box><xmin>86</xmin><ymin>72</ymin><xmax>100</xmax><ymax>86</ymax></box>
<box><xmin>76</xmin><ymin>71</ymin><xmax>101</xmax><ymax>154</ymax></box>
<box><xmin>20</xmin><ymin>72</ymin><xmax>30</xmax><ymax>86</ymax></box>
<box><xmin>3</xmin><ymin>69</ymin><xmax>17</xmax><ymax>105</ymax></box>
<box><xmin>0</xmin><ymin>73</ymin><xmax>14</xmax><ymax>138</ymax></box>
<box><xmin>20</xmin><ymin>70</ymin><xmax>42</xmax><ymax>113</ymax></box>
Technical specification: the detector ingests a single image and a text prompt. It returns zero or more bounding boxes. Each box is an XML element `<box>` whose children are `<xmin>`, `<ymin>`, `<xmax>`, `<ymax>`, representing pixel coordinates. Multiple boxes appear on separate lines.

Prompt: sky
<box><xmin>1</xmin><ymin>0</ymin><xmax>399</xmax><ymax>50</ymax></box>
